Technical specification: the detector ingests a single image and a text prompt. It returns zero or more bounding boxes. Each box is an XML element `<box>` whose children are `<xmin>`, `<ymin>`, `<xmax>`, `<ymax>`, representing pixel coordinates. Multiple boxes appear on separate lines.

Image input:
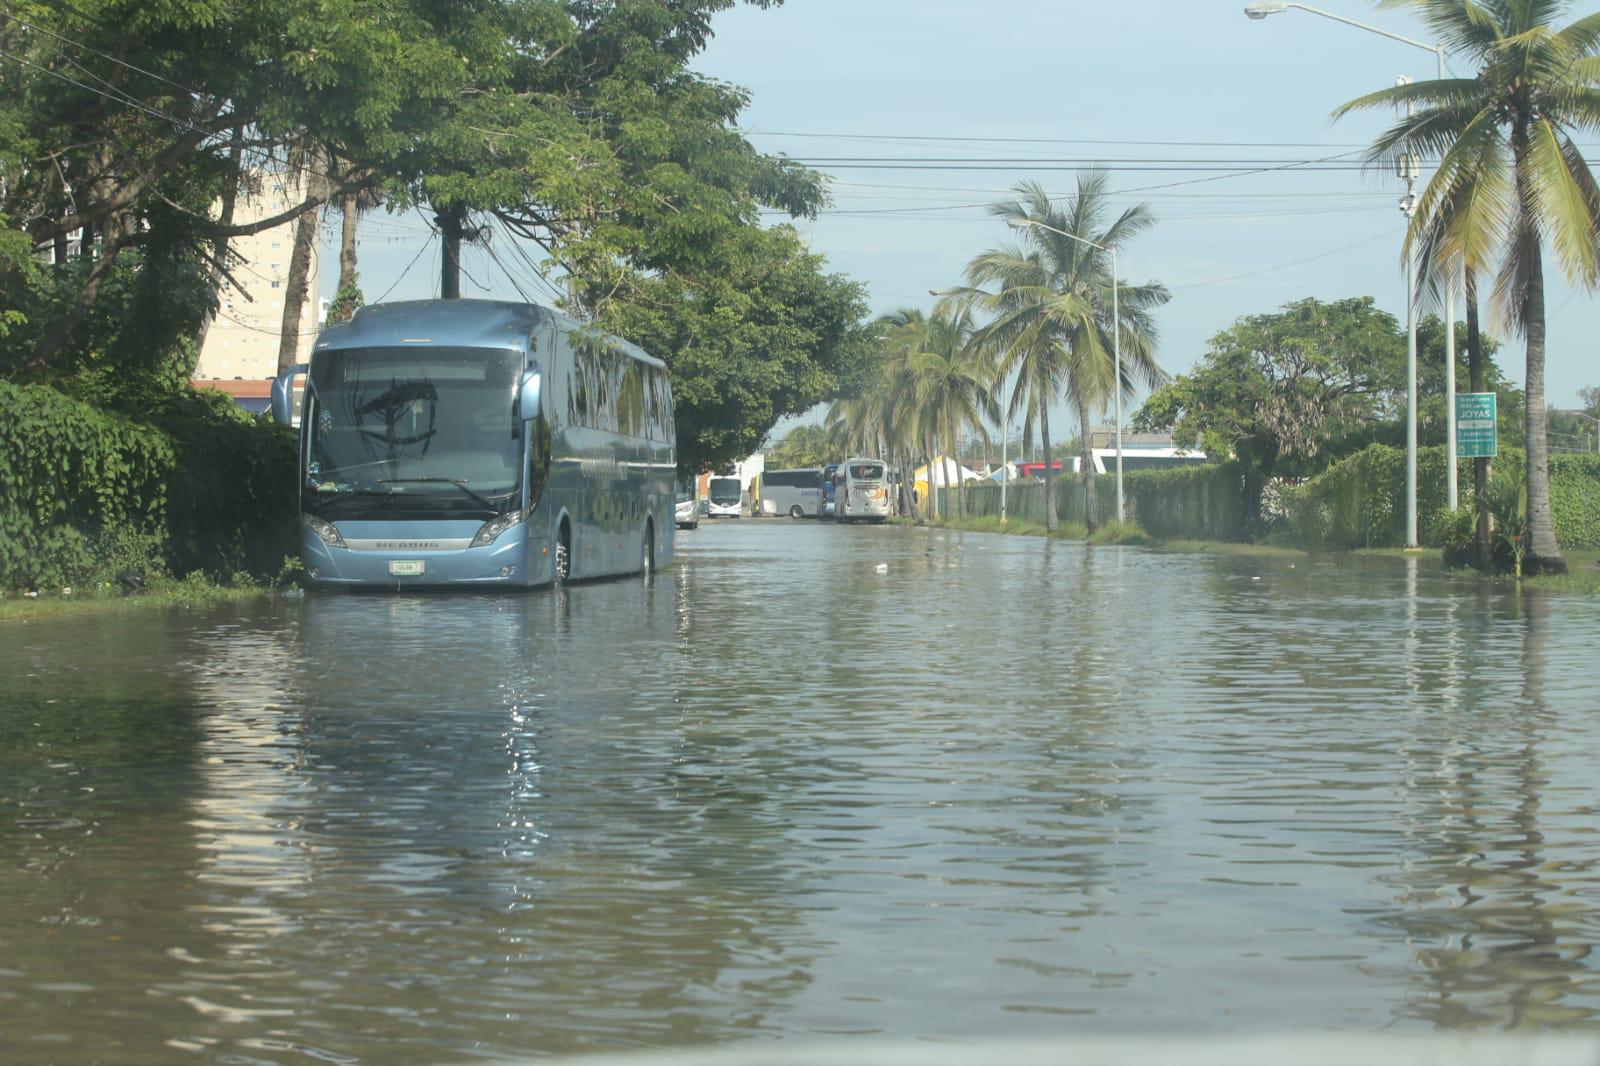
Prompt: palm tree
<box><xmin>1333</xmin><ymin>0</ymin><xmax>1600</xmax><ymax>575</ymax></box>
<box><xmin>908</xmin><ymin>306</ymin><xmax>997</xmax><ymax>518</ymax></box>
<box><xmin>876</xmin><ymin>309</ymin><xmax>941</xmax><ymax>518</ymax></box>
<box><xmin>953</xmin><ymin>176</ymin><xmax>1168</xmax><ymax>532</ymax></box>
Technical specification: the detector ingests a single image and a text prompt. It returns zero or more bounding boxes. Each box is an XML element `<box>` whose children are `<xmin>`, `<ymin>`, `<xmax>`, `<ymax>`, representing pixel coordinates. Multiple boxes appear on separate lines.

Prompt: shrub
<box><xmin>0</xmin><ymin>381</ymin><xmax>297</xmax><ymax>592</ymax></box>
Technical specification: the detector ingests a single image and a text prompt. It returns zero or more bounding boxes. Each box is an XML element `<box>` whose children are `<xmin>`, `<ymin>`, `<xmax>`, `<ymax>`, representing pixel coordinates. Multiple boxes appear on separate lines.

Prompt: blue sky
<box><xmin>333</xmin><ymin>0</ymin><xmax>1599</xmax><ymax>426</ymax></box>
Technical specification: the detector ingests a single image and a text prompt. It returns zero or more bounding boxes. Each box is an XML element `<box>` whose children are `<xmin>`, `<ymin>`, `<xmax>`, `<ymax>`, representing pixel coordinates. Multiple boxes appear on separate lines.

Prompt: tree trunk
<box><xmin>1521</xmin><ymin>239</ymin><xmax>1565</xmax><ymax>574</ymax></box>
<box><xmin>1466</xmin><ymin>271</ymin><xmax>1492</xmax><ymax>571</ymax></box>
<box><xmin>1079</xmin><ymin>395</ymin><xmax>1098</xmax><ymax>534</ymax></box>
<box><xmin>1040</xmin><ymin>393</ymin><xmax>1058</xmax><ymax>532</ymax></box>
<box><xmin>333</xmin><ymin>189</ymin><xmax>360</xmax><ymax>321</ymax></box>
<box><xmin>439</xmin><ymin>206</ymin><xmax>465</xmax><ymax>299</ymax></box>
<box><xmin>908</xmin><ymin>452</ymin><xmax>919</xmax><ymax>520</ymax></box>
<box><xmin>276</xmin><ymin>195</ymin><xmax>320</xmax><ymax>375</ymax></box>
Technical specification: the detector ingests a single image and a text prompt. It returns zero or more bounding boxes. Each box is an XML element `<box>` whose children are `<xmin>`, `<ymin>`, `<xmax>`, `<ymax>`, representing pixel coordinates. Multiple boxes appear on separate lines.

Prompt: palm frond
<box><xmin>1376</xmin><ymin>0</ymin><xmax>1505</xmax><ymax>62</ymax></box>
<box><xmin>1527</xmin><ymin>119</ymin><xmax>1600</xmax><ymax>285</ymax></box>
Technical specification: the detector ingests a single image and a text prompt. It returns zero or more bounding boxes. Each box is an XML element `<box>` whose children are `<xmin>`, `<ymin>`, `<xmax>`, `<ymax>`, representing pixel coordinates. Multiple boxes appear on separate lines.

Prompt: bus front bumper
<box><xmin>299</xmin><ymin>530</ymin><xmax>536</xmax><ymax>589</ymax></box>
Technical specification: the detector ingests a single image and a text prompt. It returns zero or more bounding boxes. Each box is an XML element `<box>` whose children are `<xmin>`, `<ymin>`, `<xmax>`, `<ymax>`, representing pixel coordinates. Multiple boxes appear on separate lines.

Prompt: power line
<box><xmin>0</xmin><ymin>49</ymin><xmax>214</xmax><ymax>138</ymax></box>
<box><xmin>2</xmin><ymin>13</ymin><xmax>203</xmax><ymax>97</ymax></box>
<box><xmin>372</xmin><ymin>229</ymin><xmax>437</xmax><ymax>304</ymax></box>
<box><xmin>744</xmin><ymin>129</ymin><xmax>1374</xmax><ymax>149</ymax></box>
<box><xmin>1169</xmin><ymin>230</ymin><xmax>1395</xmax><ymax>290</ymax></box>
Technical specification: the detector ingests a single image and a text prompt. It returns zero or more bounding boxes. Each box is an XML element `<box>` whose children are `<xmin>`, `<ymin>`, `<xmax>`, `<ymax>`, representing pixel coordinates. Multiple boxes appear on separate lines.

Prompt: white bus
<box><xmin>759</xmin><ymin>467</ymin><xmax>823</xmax><ymax>518</ymax></box>
<box><xmin>835</xmin><ymin>458</ymin><xmax>892</xmax><ymax>522</ymax></box>
<box><xmin>706</xmin><ymin>476</ymin><xmax>742</xmax><ymax>518</ymax></box>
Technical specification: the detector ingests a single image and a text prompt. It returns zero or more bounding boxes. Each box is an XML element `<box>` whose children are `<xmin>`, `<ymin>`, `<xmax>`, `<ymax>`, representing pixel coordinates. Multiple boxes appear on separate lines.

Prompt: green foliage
<box><xmin>328</xmin><ymin>282</ymin><xmax>363</xmax><ymax>323</ymax></box>
<box><xmin>1548</xmin><ymin>453</ymin><xmax>1600</xmax><ymax>551</ymax></box>
<box><xmin>767</xmin><ymin>424</ymin><xmax>837</xmax><ymax>470</ymax></box>
<box><xmin>0</xmin><ymin>382</ymin><xmax>296</xmax><ymax>592</ymax></box>
<box><xmin>1136</xmin><ymin>297</ymin><xmax>1402</xmax><ymax>475</ymax></box>
<box><xmin>603</xmin><ymin>225</ymin><xmax>874</xmax><ymax>475</ymax></box>
<box><xmin>1278</xmin><ymin>444</ymin><xmax>1600</xmax><ymax>552</ymax></box>
<box><xmin>0</xmin><ymin>382</ymin><xmax>172</xmax><ymax>590</ymax></box>
<box><xmin>1124</xmin><ymin>462</ymin><xmax>1249</xmax><ymax>542</ymax></box>
<box><xmin>156</xmin><ymin>408</ymin><xmax>299</xmax><ymax>578</ymax></box>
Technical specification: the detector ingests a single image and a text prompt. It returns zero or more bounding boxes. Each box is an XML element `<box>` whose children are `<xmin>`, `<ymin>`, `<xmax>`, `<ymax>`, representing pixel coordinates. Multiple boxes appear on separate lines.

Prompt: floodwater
<box><xmin>2</xmin><ymin>521</ymin><xmax>1599</xmax><ymax>1063</ymax></box>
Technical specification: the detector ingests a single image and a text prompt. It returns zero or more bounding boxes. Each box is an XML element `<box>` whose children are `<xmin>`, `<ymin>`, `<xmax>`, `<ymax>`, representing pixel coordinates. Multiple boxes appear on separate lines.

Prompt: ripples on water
<box><xmin>2</xmin><ymin>523</ymin><xmax>1599</xmax><ymax>1062</ymax></box>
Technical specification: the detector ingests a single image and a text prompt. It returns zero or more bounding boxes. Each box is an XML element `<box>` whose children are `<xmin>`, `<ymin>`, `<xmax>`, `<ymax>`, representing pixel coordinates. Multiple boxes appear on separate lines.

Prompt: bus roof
<box><xmin>312</xmin><ymin>299</ymin><xmax>664</xmax><ymax>369</ymax></box>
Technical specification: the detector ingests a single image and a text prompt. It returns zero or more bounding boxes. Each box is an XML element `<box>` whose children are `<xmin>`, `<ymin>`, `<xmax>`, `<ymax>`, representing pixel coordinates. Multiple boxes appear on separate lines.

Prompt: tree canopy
<box><xmin>1134</xmin><ymin>296</ymin><xmax>1520</xmax><ymax>530</ymax></box>
<box><xmin>0</xmin><ymin>0</ymin><xmax>869</xmax><ymax>468</ymax></box>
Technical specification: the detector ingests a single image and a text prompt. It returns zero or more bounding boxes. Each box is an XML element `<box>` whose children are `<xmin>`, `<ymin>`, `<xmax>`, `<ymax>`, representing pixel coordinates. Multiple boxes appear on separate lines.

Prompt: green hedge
<box><xmin>0</xmin><ymin>381</ymin><xmax>297</xmax><ymax>591</ymax></box>
<box><xmin>1549</xmin><ymin>452</ymin><xmax>1600</xmax><ymax>550</ymax></box>
<box><xmin>1280</xmin><ymin>443</ymin><xmax>1600</xmax><ymax>550</ymax></box>
<box><xmin>937</xmin><ymin>448</ymin><xmax>1600</xmax><ymax>551</ymax></box>
<box><xmin>942</xmin><ymin>462</ymin><xmax>1246</xmax><ymax>540</ymax></box>
<box><xmin>1124</xmin><ymin>462</ymin><xmax>1247</xmax><ymax>541</ymax></box>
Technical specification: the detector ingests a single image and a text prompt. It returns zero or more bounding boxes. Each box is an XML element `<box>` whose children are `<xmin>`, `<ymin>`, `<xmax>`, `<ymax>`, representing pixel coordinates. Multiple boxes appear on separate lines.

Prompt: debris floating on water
<box><xmin>875</xmin><ymin>563</ymin><xmax>889</xmax><ymax>574</ymax></box>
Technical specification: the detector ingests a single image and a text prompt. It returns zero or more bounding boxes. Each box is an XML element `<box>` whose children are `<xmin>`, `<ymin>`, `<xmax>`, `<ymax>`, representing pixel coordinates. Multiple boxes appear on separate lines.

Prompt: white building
<box><xmin>192</xmin><ymin>177</ymin><xmax>321</xmax><ymax>410</ymax></box>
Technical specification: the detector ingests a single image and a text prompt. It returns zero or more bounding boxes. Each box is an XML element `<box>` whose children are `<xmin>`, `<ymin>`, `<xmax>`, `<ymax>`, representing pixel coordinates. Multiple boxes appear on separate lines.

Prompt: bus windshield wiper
<box><xmin>377</xmin><ymin>477</ymin><xmax>499</xmax><ymax>511</ymax></box>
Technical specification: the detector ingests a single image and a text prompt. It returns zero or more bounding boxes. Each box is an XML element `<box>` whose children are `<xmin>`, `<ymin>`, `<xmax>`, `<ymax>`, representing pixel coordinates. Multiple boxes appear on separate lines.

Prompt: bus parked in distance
<box><xmin>760</xmin><ymin>468</ymin><xmax>823</xmax><ymax>518</ymax></box>
<box><xmin>835</xmin><ymin>458</ymin><xmax>892</xmax><ymax>522</ymax></box>
<box><xmin>271</xmin><ymin>299</ymin><xmax>674</xmax><ymax>589</ymax></box>
<box><xmin>706</xmin><ymin>476</ymin><xmax>743</xmax><ymax>518</ymax></box>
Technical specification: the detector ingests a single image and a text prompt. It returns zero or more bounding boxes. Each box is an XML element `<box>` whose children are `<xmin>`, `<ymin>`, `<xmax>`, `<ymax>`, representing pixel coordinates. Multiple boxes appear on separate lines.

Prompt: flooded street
<box><xmin>3</xmin><ymin>521</ymin><xmax>1599</xmax><ymax>1062</ymax></box>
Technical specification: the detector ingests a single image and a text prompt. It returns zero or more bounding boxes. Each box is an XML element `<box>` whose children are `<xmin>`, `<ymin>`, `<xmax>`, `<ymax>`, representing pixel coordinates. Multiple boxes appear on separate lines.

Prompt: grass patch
<box><xmin>1521</xmin><ymin>549</ymin><xmax>1600</xmax><ymax>594</ymax></box>
<box><xmin>0</xmin><ymin>572</ymin><xmax>275</xmax><ymax>622</ymax></box>
<box><xmin>1088</xmin><ymin>520</ymin><xmax>1151</xmax><ymax>546</ymax></box>
<box><xmin>889</xmin><ymin>516</ymin><xmax>1600</xmax><ymax>592</ymax></box>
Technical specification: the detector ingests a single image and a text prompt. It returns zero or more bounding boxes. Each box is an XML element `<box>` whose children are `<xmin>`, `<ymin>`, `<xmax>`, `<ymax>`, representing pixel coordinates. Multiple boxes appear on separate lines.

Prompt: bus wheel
<box><xmin>641</xmin><ymin>522</ymin><xmax>655</xmax><ymax>578</ymax></box>
<box><xmin>789</xmin><ymin>505</ymin><xmax>804</xmax><ymax>519</ymax></box>
<box><xmin>554</xmin><ymin>523</ymin><xmax>571</xmax><ymax>586</ymax></box>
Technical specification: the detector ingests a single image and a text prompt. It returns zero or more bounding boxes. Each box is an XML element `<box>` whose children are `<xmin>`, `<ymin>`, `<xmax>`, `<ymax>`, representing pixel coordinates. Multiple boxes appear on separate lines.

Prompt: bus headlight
<box><xmin>471</xmin><ymin>509</ymin><xmax>526</xmax><ymax>548</ymax></box>
<box><xmin>301</xmin><ymin>513</ymin><xmax>347</xmax><ymax>548</ymax></box>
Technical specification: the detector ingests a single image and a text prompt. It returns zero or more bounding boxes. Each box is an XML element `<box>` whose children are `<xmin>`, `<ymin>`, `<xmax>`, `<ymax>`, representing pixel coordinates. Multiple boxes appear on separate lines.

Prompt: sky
<box><xmin>328</xmin><ymin>0</ymin><xmax>1600</xmax><ymax>436</ymax></box>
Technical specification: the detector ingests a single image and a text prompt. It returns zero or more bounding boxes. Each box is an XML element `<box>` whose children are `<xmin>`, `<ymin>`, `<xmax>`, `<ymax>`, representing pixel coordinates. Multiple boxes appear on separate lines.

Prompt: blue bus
<box><xmin>272</xmin><ymin>299</ymin><xmax>675</xmax><ymax>589</ymax></box>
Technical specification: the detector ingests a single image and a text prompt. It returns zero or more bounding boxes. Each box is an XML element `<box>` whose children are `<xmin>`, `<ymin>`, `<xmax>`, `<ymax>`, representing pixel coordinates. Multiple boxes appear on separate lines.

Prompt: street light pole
<box><xmin>1244</xmin><ymin>0</ymin><xmax>1452</xmax><ymax>539</ymax></box>
<box><xmin>1007</xmin><ymin>217</ymin><xmax>1124</xmax><ymax>523</ymax></box>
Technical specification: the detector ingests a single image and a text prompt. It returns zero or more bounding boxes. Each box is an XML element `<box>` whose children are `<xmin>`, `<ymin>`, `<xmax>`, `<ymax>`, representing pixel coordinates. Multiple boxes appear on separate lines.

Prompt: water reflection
<box><xmin>2</xmin><ymin>527</ymin><xmax>1600</xmax><ymax>1062</ymax></box>
<box><xmin>1381</xmin><ymin>591</ymin><xmax>1600</xmax><ymax>1029</ymax></box>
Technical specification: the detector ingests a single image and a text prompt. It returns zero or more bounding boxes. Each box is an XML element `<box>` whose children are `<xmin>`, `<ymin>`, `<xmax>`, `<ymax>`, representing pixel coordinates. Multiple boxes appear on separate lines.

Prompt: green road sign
<box><xmin>1457</xmin><ymin>392</ymin><xmax>1498</xmax><ymax>458</ymax></box>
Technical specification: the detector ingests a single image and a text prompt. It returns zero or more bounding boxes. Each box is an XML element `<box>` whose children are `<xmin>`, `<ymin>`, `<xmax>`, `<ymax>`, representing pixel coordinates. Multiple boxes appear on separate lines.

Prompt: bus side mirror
<box><xmin>271</xmin><ymin>364</ymin><xmax>308</xmax><ymax>427</ymax></box>
<box><xmin>518</xmin><ymin>371</ymin><xmax>542</xmax><ymax>420</ymax></box>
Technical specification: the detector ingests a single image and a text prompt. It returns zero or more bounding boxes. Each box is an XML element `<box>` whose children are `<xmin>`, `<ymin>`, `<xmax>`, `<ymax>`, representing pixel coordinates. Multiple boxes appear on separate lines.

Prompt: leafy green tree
<box><xmin>1</xmin><ymin>0</ymin><xmax>475</xmax><ymax>373</ymax></box>
<box><xmin>1334</xmin><ymin>0</ymin><xmax>1600</xmax><ymax>574</ymax></box>
<box><xmin>1135</xmin><ymin>297</ymin><xmax>1403</xmax><ymax>534</ymax></box>
<box><xmin>602</xmin><ymin>224</ymin><xmax>874</xmax><ymax>477</ymax></box>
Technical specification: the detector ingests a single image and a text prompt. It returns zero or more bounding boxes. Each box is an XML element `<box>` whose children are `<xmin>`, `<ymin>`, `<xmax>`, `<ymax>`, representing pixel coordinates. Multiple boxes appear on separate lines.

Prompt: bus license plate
<box><xmin>389</xmin><ymin>560</ymin><xmax>425</xmax><ymax>577</ymax></box>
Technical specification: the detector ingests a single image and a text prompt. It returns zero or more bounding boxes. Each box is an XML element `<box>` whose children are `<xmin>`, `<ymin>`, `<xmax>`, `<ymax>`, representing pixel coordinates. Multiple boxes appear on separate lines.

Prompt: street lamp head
<box><xmin>1244</xmin><ymin>1</ymin><xmax>1288</xmax><ymax>19</ymax></box>
<box><xmin>1006</xmin><ymin>218</ymin><xmax>1033</xmax><ymax>229</ymax></box>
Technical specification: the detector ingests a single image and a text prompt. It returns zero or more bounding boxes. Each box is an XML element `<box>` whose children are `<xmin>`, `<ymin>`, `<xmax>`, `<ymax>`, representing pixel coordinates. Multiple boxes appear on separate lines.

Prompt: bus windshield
<box><xmin>849</xmin><ymin>462</ymin><xmax>885</xmax><ymax>480</ymax></box>
<box><xmin>708</xmin><ymin>478</ymin><xmax>741</xmax><ymax>504</ymax></box>
<box><xmin>305</xmin><ymin>346</ymin><xmax>525</xmax><ymax>514</ymax></box>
